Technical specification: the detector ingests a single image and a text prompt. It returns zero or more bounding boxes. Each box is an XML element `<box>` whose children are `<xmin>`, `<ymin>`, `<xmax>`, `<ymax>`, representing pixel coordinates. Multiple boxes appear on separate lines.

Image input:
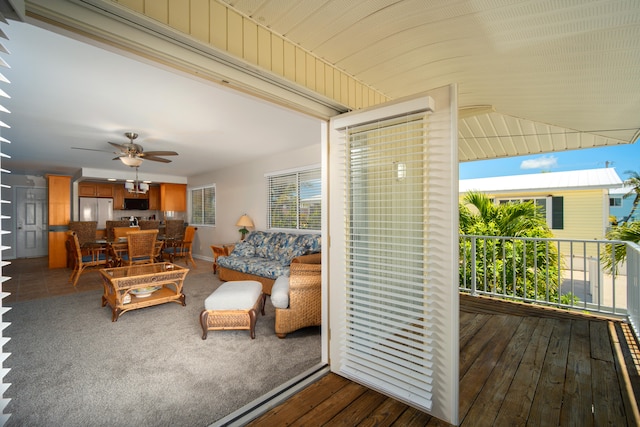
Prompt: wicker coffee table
<box><xmin>99</xmin><ymin>262</ymin><xmax>189</xmax><ymax>321</ymax></box>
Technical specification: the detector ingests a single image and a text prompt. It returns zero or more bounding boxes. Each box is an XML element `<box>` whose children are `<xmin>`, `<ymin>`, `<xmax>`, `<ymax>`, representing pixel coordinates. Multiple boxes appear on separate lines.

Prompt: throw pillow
<box><xmin>270</xmin><ymin>276</ymin><xmax>290</xmax><ymax>309</ymax></box>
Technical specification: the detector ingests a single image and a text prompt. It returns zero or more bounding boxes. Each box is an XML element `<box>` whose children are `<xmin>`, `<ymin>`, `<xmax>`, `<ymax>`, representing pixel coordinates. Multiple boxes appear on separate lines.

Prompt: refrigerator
<box><xmin>79</xmin><ymin>197</ymin><xmax>114</xmax><ymax>229</ymax></box>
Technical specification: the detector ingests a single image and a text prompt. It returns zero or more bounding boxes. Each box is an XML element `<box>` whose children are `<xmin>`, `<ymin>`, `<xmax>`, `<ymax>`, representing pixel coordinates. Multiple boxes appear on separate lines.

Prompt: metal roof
<box><xmin>459</xmin><ymin>168</ymin><xmax>623</xmax><ymax>194</ymax></box>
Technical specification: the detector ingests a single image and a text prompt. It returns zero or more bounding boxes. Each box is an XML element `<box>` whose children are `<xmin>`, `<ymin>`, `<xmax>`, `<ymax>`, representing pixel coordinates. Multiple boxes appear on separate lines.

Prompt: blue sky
<box><xmin>459</xmin><ymin>141</ymin><xmax>640</xmax><ymax>181</ymax></box>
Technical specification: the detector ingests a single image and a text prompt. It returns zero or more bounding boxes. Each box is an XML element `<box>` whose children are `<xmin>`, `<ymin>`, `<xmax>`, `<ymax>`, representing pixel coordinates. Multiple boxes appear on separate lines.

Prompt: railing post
<box><xmin>470</xmin><ymin>237</ymin><xmax>477</xmax><ymax>296</ymax></box>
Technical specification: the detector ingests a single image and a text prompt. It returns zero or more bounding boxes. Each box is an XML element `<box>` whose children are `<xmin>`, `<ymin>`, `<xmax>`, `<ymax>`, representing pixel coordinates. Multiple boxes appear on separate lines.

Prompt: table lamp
<box><xmin>236</xmin><ymin>214</ymin><xmax>254</xmax><ymax>240</ymax></box>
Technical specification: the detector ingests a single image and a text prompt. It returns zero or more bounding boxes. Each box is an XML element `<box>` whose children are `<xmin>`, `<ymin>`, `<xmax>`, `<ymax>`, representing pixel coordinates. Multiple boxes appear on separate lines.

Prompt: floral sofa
<box><xmin>217</xmin><ymin>231</ymin><xmax>321</xmax><ymax>295</ymax></box>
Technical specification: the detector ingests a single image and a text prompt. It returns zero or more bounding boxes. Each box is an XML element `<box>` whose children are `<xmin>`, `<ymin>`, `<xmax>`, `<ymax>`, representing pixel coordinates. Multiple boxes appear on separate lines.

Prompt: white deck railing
<box><xmin>459</xmin><ymin>235</ymin><xmax>637</xmax><ymax>324</ymax></box>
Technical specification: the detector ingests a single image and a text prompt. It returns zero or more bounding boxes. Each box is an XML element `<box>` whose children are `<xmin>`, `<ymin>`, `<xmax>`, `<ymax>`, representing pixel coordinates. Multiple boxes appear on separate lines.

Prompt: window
<box><xmin>610</xmin><ymin>197</ymin><xmax>622</xmax><ymax>207</ymax></box>
<box><xmin>497</xmin><ymin>196</ymin><xmax>564</xmax><ymax>229</ymax></box>
<box><xmin>267</xmin><ymin>166</ymin><xmax>321</xmax><ymax>230</ymax></box>
<box><xmin>190</xmin><ymin>185</ymin><xmax>216</xmax><ymax>226</ymax></box>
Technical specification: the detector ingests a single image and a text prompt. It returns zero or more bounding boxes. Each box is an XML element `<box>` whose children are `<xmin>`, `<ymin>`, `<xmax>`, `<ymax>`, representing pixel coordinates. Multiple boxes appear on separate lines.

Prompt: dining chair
<box><xmin>113</xmin><ymin>226</ymin><xmax>139</xmax><ymax>240</ymax></box>
<box><xmin>162</xmin><ymin>226</ymin><xmax>197</xmax><ymax>267</ymax></box>
<box><xmin>153</xmin><ymin>240</ymin><xmax>164</xmax><ymax>263</ymax></box>
<box><xmin>164</xmin><ymin>220</ymin><xmax>185</xmax><ymax>239</ymax></box>
<box><xmin>67</xmin><ymin>230</ymin><xmax>108</xmax><ymax>286</ymax></box>
<box><xmin>124</xmin><ymin>229</ymin><xmax>159</xmax><ymax>265</ymax></box>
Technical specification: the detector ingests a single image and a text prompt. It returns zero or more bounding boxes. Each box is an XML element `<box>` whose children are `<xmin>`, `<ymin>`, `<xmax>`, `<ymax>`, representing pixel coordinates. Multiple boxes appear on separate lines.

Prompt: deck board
<box><xmin>559</xmin><ymin>320</ymin><xmax>593</xmax><ymax>427</ymax></box>
<box><xmin>247</xmin><ymin>295</ymin><xmax>640</xmax><ymax>427</ymax></box>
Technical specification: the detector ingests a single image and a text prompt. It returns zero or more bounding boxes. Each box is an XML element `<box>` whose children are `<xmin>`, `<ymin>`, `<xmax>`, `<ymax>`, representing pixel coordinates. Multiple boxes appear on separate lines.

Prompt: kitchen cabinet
<box><xmin>47</xmin><ymin>174</ymin><xmax>71</xmax><ymax>268</ymax></box>
<box><xmin>160</xmin><ymin>183</ymin><xmax>187</xmax><ymax>212</ymax></box>
<box><xmin>113</xmin><ymin>185</ymin><xmax>125</xmax><ymax>210</ymax></box>
<box><xmin>148</xmin><ymin>186</ymin><xmax>160</xmax><ymax>210</ymax></box>
<box><xmin>78</xmin><ymin>182</ymin><xmax>113</xmax><ymax>198</ymax></box>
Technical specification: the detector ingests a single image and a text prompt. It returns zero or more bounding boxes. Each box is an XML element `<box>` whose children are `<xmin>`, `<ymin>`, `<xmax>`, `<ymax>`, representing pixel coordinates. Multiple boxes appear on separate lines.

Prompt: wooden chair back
<box><xmin>66</xmin><ymin>231</ymin><xmax>108</xmax><ymax>286</ymax></box>
<box><xmin>113</xmin><ymin>226</ymin><xmax>139</xmax><ymax>240</ymax></box>
<box><xmin>162</xmin><ymin>226</ymin><xmax>197</xmax><ymax>267</ymax></box>
<box><xmin>164</xmin><ymin>220</ymin><xmax>185</xmax><ymax>239</ymax></box>
<box><xmin>125</xmin><ymin>229</ymin><xmax>158</xmax><ymax>265</ymax></box>
<box><xmin>106</xmin><ymin>220</ymin><xmax>131</xmax><ymax>241</ymax></box>
<box><xmin>138</xmin><ymin>220</ymin><xmax>160</xmax><ymax>230</ymax></box>
<box><xmin>68</xmin><ymin>221</ymin><xmax>97</xmax><ymax>246</ymax></box>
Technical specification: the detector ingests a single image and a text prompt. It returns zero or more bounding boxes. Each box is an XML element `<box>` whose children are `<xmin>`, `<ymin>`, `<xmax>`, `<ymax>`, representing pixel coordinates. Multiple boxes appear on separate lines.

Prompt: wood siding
<box><xmin>472</xmin><ymin>189</ymin><xmax>608</xmax><ymax>240</ymax></box>
<box><xmin>114</xmin><ymin>0</ymin><xmax>389</xmax><ymax>110</ymax></box>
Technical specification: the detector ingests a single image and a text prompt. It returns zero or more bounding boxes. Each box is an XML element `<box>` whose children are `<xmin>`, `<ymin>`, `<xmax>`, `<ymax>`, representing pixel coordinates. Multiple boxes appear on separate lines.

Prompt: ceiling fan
<box><xmin>109</xmin><ymin>132</ymin><xmax>178</xmax><ymax>167</ymax></box>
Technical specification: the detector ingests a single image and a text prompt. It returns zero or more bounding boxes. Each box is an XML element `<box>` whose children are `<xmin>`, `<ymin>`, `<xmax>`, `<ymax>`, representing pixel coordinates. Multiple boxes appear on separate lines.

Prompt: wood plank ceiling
<box><xmin>220</xmin><ymin>0</ymin><xmax>640</xmax><ymax>161</ymax></box>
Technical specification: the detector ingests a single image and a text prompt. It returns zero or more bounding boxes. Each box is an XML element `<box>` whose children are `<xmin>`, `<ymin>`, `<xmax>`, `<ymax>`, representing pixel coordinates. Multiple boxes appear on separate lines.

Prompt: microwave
<box><xmin>123</xmin><ymin>198</ymin><xmax>149</xmax><ymax>210</ymax></box>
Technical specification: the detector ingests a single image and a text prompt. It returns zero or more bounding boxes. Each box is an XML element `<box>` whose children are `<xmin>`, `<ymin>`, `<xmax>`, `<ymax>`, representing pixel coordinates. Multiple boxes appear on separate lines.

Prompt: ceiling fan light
<box><xmin>120</xmin><ymin>155</ymin><xmax>143</xmax><ymax>167</ymax></box>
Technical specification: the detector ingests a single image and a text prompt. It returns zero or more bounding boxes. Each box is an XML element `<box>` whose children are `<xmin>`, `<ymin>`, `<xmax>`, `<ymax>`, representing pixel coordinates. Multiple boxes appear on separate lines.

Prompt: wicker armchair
<box><xmin>274</xmin><ymin>254</ymin><xmax>321</xmax><ymax>338</ymax></box>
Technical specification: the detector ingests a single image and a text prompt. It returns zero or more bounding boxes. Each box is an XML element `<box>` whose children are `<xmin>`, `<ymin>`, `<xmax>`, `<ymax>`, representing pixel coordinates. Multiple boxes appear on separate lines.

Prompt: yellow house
<box><xmin>459</xmin><ymin>168</ymin><xmax>623</xmax><ymax>240</ymax></box>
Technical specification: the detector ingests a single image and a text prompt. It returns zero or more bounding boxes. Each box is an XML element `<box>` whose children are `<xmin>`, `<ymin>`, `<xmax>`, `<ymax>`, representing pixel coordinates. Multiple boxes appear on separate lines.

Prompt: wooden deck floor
<box><xmin>248</xmin><ymin>294</ymin><xmax>640</xmax><ymax>426</ymax></box>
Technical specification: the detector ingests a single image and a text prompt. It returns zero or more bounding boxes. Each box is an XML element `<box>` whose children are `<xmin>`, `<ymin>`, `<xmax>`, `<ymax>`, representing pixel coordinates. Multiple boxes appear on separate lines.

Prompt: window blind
<box><xmin>267</xmin><ymin>167</ymin><xmax>321</xmax><ymax>230</ymax></box>
<box><xmin>340</xmin><ymin>111</ymin><xmax>435</xmax><ymax>411</ymax></box>
<box><xmin>190</xmin><ymin>185</ymin><xmax>216</xmax><ymax>226</ymax></box>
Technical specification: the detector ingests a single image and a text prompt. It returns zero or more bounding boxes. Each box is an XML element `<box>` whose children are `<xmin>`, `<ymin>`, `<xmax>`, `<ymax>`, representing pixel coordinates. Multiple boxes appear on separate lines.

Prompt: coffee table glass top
<box><xmin>101</xmin><ymin>262</ymin><xmax>185</xmax><ymax>278</ymax></box>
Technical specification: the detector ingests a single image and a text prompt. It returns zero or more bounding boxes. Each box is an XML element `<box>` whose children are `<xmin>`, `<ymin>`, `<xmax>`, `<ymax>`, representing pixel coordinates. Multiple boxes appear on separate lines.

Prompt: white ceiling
<box><xmin>2</xmin><ymin>0</ymin><xmax>640</xmax><ymax>178</ymax></box>
<box><xmin>1</xmin><ymin>20</ymin><xmax>323</xmax><ymax>178</ymax></box>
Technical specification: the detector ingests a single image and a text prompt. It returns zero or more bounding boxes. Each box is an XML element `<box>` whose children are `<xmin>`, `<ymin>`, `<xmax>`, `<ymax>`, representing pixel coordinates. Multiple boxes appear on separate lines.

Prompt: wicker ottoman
<box><xmin>199</xmin><ymin>280</ymin><xmax>265</xmax><ymax>339</ymax></box>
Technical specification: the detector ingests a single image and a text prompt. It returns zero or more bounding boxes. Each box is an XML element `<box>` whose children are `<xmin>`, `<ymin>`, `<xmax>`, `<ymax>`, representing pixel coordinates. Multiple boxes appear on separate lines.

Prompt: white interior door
<box><xmin>16</xmin><ymin>186</ymin><xmax>48</xmax><ymax>258</ymax></box>
<box><xmin>328</xmin><ymin>86</ymin><xmax>460</xmax><ymax>425</ymax></box>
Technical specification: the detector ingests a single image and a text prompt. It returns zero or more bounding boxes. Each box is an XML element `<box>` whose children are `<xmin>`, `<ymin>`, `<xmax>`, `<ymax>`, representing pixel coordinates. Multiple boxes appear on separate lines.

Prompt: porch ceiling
<box><xmin>223</xmin><ymin>0</ymin><xmax>640</xmax><ymax>159</ymax></box>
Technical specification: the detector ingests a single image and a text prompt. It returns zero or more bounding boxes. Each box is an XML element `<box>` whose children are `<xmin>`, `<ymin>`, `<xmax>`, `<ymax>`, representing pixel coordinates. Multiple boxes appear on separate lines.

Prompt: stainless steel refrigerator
<box><xmin>79</xmin><ymin>197</ymin><xmax>114</xmax><ymax>229</ymax></box>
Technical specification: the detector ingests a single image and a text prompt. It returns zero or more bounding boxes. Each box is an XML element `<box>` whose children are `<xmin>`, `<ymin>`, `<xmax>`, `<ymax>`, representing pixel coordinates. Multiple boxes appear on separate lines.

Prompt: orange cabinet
<box><xmin>160</xmin><ymin>183</ymin><xmax>187</xmax><ymax>212</ymax></box>
<box><xmin>47</xmin><ymin>175</ymin><xmax>71</xmax><ymax>268</ymax></box>
<box><xmin>113</xmin><ymin>185</ymin><xmax>125</xmax><ymax>209</ymax></box>
<box><xmin>78</xmin><ymin>182</ymin><xmax>114</xmax><ymax>197</ymax></box>
<box><xmin>148</xmin><ymin>186</ymin><xmax>160</xmax><ymax>210</ymax></box>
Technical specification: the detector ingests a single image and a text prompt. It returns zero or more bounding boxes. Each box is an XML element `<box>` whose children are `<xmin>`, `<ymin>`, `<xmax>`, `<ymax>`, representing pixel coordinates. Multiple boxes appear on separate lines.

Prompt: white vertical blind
<box><xmin>329</xmin><ymin>88</ymin><xmax>459</xmax><ymax>424</ymax></box>
<box><xmin>0</xmin><ymin>3</ymin><xmax>24</xmax><ymax>423</ymax></box>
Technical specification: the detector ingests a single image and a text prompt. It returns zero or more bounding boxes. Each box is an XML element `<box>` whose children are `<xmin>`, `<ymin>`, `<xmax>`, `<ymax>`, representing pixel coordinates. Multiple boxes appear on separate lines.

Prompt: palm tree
<box><xmin>603</xmin><ymin>221</ymin><xmax>640</xmax><ymax>274</ymax></box>
<box><xmin>459</xmin><ymin>191</ymin><xmax>553</xmax><ymax>238</ymax></box>
<box><xmin>621</xmin><ymin>170</ymin><xmax>640</xmax><ymax>223</ymax></box>
<box><xmin>459</xmin><ymin>192</ymin><xmax>563</xmax><ymax>302</ymax></box>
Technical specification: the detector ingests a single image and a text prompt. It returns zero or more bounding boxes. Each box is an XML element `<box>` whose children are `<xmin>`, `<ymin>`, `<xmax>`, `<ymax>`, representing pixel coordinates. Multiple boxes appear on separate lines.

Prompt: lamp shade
<box><xmin>235</xmin><ymin>214</ymin><xmax>254</xmax><ymax>228</ymax></box>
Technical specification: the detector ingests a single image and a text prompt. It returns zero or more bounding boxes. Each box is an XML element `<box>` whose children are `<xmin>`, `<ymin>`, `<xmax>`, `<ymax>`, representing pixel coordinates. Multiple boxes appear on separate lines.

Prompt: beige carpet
<box><xmin>4</xmin><ymin>264</ymin><xmax>321</xmax><ymax>427</ymax></box>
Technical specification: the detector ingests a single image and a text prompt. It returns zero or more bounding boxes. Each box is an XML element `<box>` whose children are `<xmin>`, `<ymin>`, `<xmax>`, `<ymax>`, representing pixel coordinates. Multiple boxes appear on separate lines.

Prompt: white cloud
<box><xmin>520</xmin><ymin>155</ymin><xmax>558</xmax><ymax>170</ymax></box>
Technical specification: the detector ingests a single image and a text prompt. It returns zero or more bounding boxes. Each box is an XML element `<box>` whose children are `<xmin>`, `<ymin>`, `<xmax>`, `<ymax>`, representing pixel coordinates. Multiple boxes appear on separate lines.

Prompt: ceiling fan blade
<box><xmin>140</xmin><ymin>151</ymin><xmax>178</xmax><ymax>157</ymax></box>
<box><xmin>71</xmin><ymin>147</ymin><xmax>113</xmax><ymax>153</ymax></box>
<box><xmin>143</xmin><ymin>156</ymin><xmax>172</xmax><ymax>163</ymax></box>
<box><xmin>108</xmin><ymin>141</ymin><xmax>129</xmax><ymax>151</ymax></box>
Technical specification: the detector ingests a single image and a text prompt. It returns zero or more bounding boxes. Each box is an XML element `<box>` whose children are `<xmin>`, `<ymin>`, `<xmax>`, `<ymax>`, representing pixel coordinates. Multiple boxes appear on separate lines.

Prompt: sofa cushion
<box><xmin>251</xmin><ymin>231</ymin><xmax>274</xmax><ymax>258</ymax></box>
<box><xmin>296</xmin><ymin>233</ymin><xmax>321</xmax><ymax>254</ymax></box>
<box><xmin>217</xmin><ymin>255</ymin><xmax>290</xmax><ymax>279</ymax></box>
<box><xmin>270</xmin><ymin>276</ymin><xmax>290</xmax><ymax>309</ymax></box>
<box><xmin>269</xmin><ymin>233</ymin><xmax>306</xmax><ymax>264</ymax></box>
<box><xmin>231</xmin><ymin>241</ymin><xmax>255</xmax><ymax>257</ymax></box>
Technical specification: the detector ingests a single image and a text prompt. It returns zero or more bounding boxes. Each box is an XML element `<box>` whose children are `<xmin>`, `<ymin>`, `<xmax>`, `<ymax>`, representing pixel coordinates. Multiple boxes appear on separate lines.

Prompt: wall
<box><xmin>187</xmin><ymin>137</ymin><xmax>323</xmax><ymax>260</ymax></box>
